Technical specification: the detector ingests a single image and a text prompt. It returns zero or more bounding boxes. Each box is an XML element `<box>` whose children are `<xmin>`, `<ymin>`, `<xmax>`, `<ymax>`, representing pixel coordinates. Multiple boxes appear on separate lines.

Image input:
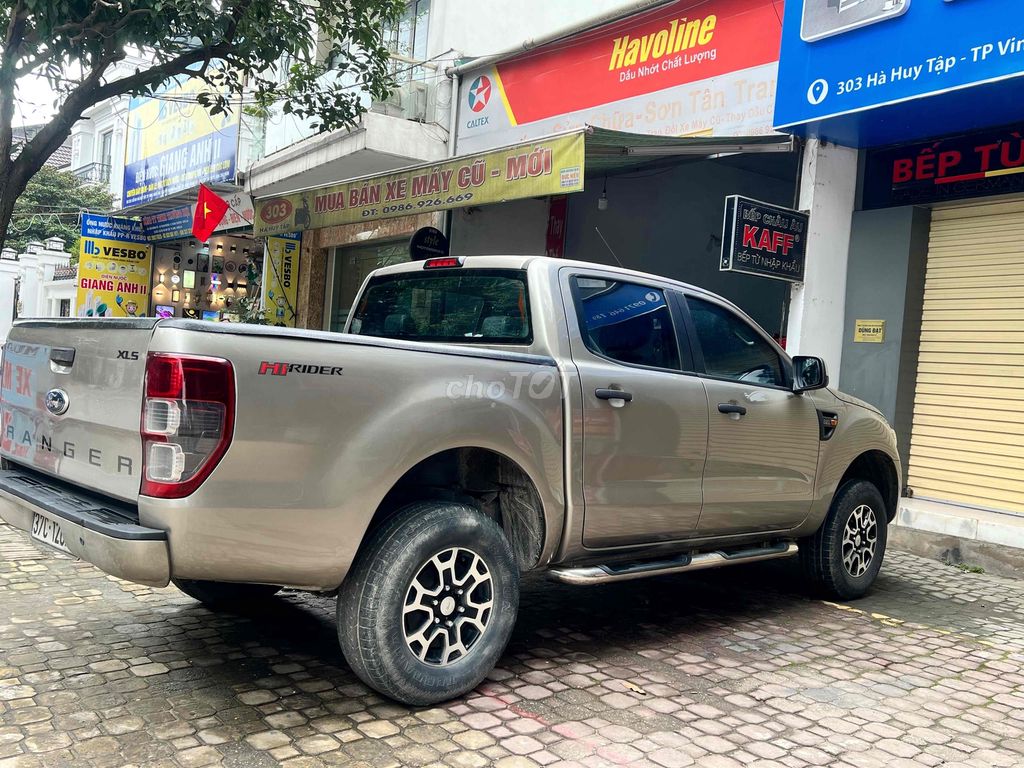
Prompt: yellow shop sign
<box><xmin>254</xmin><ymin>132</ymin><xmax>585</xmax><ymax>237</ymax></box>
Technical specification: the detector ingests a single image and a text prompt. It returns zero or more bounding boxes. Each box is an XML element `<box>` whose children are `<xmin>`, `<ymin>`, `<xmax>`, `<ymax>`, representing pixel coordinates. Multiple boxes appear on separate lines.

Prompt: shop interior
<box><xmin>150</xmin><ymin>233</ymin><xmax>257</xmax><ymax>321</ymax></box>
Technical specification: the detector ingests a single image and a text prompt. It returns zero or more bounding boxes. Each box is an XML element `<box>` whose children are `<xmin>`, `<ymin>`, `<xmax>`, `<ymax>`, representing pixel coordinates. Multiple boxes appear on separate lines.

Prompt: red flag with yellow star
<box><xmin>192</xmin><ymin>184</ymin><xmax>229</xmax><ymax>242</ymax></box>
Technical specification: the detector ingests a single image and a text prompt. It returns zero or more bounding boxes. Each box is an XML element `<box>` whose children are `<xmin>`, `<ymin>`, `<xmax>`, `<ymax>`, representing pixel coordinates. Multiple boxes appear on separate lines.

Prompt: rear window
<box><xmin>348</xmin><ymin>269</ymin><xmax>532</xmax><ymax>344</ymax></box>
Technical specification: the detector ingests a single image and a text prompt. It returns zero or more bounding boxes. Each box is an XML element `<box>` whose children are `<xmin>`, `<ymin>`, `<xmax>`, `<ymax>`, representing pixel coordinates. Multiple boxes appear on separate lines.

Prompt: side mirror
<box><xmin>792</xmin><ymin>356</ymin><xmax>828</xmax><ymax>393</ymax></box>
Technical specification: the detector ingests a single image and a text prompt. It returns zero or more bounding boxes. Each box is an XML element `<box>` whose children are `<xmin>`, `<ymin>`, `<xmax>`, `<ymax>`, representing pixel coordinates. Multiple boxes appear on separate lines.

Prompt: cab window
<box><xmin>573</xmin><ymin>277</ymin><xmax>680</xmax><ymax>371</ymax></box>
<box><xmin>687</xmin><ymin>297</ymin><xmax>787</xmax><ymax>387</ymax></box>
<box><xmin>349</xmin><ymin>269</ymin><xmax>531</xmax><ymax>343</ymax></box>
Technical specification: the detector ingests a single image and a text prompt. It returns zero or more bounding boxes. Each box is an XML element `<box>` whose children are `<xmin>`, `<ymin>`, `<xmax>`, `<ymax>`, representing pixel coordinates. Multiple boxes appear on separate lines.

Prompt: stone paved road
<box><xmin>2</xmin><ymin>521</ymin><xmax>1023</xmax><ymax>768</ymax></box>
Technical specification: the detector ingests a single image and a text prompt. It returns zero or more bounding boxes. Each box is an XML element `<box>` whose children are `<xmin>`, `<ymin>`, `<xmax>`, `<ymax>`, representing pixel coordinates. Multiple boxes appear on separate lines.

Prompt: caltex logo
<box><xmin>467</xmin><ymin>76</ymin><xmax>491</xmax><ymax>112</ymax></box>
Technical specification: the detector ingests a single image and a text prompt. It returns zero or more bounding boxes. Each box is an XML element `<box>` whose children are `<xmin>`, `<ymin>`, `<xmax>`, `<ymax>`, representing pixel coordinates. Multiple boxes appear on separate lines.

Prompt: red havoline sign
<box><xmin>720</xmin><ymin>195</ymin><xmax>808</xmax><ymax>283</ymax></box>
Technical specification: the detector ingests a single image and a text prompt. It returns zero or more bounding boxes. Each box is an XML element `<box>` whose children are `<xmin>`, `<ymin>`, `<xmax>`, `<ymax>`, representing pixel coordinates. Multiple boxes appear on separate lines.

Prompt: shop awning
<box><xmin>252</xmin><ymin>127</ymin><xmax>795</xmax><ymax>236</ymax></box>
<box><xmin>583</xmin><ymin>127</ymin><xmax>795</xmax><ymax>176</ymax></box>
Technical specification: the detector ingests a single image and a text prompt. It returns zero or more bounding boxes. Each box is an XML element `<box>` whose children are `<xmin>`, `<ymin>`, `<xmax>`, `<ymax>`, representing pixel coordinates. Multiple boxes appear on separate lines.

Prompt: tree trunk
<box><xmin>0</xmin><ymin>164</ymin><xmax>22</xmax><ymax>253</ymax></box>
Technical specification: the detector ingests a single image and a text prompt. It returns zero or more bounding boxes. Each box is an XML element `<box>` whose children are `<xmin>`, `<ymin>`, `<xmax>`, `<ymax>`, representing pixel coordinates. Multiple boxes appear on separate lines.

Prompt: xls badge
<box><xmin>45</xmin><ymin>389</ymin><xmax>70</xmax><ymax>416</ymax></box>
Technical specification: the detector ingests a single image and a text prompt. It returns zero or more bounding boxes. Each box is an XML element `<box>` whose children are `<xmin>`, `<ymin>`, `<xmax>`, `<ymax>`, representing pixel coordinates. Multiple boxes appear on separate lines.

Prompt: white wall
<box><xmin>255</xmin><ymin>0</ymin><xmax>644</xmax><ymax>172</ymax></box>
<box><xmin>427</xmin><ymin>0</ymin><xmax>643</xmax><ymax>59</ymax></box>
<box><xmin>0</xmin><ymin>241</ymin><xmax>74</xmax><ymax>342</ymax></box>
<box><xmin>71</xmin><ymin>95</ymin><xmax>129</xmax><ymax>206</ymax></box>
<box><xmin>785</xmin><ymin>139</ymin><xmax>859</xmax><ymax>376</ymax></box>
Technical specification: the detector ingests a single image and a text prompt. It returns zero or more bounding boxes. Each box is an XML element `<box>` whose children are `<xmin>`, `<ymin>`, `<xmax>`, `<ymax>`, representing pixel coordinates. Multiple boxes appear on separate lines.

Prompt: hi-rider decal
<box><xmin>258</xmin><ymin>361</ymin><xmax>343</xmax><ymax>377</ymax></box>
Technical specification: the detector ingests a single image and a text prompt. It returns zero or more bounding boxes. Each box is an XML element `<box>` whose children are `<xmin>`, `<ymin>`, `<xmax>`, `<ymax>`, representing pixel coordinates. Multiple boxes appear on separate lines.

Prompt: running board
<box><xmin>548</xmin><ymin>542</ymin><xmax>799</xmax><ymax>585</ymax></box>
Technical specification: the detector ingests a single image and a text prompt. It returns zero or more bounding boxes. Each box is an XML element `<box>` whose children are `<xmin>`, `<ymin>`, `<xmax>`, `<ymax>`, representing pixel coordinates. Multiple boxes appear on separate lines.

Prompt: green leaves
<box><xmin>7</xmin><ymin>166</ymin><xmax>115</xmax><ymax>254</ymax></box>
<box><xmin>11</xmin><ymin>0</ymin><xmax>407</xmax><ymax>134</ymax></box>
<box><xmin>1</xmin><ymin>0</ymin><xmax>407</xmax><ymax>250</ymax></box>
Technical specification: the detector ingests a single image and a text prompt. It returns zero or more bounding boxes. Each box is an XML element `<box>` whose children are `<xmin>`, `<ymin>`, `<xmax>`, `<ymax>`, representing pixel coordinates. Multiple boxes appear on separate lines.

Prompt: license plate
<box><xmin>31</xmin><ymin>513</ymin><xmax>71</xmax><ymax>554</ymax></box>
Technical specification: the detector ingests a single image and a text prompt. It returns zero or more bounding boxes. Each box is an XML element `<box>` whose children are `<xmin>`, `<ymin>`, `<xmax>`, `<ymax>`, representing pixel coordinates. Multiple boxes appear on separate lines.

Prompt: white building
<box><xmin>68</xmin><ymin>55</ymin><xmax>150</xmax><ymax>206</ymax></box>
<box><xmin>0</xmin><ymin>238</ymin><xmax>76</xmax><ymax>343</ymax></box>
<box><xmin>244</xmin><ymin>0</ymin><xmax>641</xmax><ymax>331</ymax></box>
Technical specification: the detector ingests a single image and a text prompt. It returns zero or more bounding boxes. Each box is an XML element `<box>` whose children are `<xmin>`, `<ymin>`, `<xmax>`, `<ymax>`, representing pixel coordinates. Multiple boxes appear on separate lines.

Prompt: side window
<box><xmin>687</xmin><ymin>297</ymin><xmax>787</xmax><ymax>386</ymax></box>
<box><xmin>573</xmin><ymin>276</ymin><xmax>680</xmax><ymax>370</ymax></box>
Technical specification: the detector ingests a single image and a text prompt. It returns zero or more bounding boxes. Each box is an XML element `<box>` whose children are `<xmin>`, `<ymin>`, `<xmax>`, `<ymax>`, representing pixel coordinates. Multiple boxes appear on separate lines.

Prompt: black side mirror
<box><xmin>792</xmin><ymin>356</ymin><xmax>828</xmax><ymax>393</ymax></box>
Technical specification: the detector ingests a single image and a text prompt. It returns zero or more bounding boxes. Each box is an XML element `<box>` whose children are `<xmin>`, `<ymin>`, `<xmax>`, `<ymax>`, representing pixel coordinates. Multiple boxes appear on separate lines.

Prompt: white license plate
<box><xmin>31</xmin><ymin>513</ymin><xmax>71</xmax><ymax>554</ymax></box>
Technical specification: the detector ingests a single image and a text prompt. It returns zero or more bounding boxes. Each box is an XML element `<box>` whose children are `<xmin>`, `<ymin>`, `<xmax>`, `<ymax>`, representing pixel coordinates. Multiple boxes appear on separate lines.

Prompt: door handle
<box><xmin>596</xmin><ymin>388</ymin><xmax>633</xmax><ymax>402</ymax></box>
<box><xmin>717</xmin><ymin>403</ymin><xmax>747</xmax><ymax>416</ymax></box>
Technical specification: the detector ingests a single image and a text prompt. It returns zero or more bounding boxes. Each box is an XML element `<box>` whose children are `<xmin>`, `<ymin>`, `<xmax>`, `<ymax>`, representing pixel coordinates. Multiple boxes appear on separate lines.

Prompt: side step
<box><xmin>548</xmin><ymin>542</ymin><xmax>799</xmax><ymax>585</ymax></box>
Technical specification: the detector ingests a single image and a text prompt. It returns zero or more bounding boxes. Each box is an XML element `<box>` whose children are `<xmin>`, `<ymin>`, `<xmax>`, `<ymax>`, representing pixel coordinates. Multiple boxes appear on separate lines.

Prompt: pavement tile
<box><xmin>2</xmin><ymin>524</ymin><xmax>1024</xmax><ymax>768</ymax></box>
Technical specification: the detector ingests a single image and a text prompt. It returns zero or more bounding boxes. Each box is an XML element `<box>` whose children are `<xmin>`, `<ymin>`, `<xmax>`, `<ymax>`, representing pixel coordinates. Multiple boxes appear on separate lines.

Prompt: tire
<box><xmin>800</xmin><ymin>479</ymin><xmax>888</xmax><ymax>600</ymax></box>
<box><xmin>172</xmin><ymin>578</ymin><xmax>281</xmax><ymax>606</ymax></box>
<box><xmin>338</xmin><ymin>501</ymin><xmax>519</xmax><ymax>706</ymax></box>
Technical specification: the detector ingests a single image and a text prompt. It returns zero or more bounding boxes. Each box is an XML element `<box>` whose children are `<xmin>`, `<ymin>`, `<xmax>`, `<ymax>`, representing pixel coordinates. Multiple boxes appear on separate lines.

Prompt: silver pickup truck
<box><xmin>0</xmin><ymin>255</ymin><xmax>900</xmax><ymax>705</ymax></box>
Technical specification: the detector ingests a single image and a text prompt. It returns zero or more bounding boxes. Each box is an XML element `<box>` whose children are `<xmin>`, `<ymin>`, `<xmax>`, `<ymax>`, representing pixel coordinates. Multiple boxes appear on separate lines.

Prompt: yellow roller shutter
<box><xmin>908</xmin><ymin>200</ymin><xmax>1024</xmax><ymax>515</ymax></box>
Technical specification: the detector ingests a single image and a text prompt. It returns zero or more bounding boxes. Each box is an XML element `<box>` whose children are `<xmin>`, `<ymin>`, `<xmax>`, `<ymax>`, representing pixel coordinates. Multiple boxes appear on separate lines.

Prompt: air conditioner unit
<box><xmin>409</xmin><ymin>82</ymin><xmax>429</xmax><ymax>123</ymax></box>
<box><xmin>371</xmin><ymin>88</ymin><xmax>405</xmax><ymax>118</ymax></box>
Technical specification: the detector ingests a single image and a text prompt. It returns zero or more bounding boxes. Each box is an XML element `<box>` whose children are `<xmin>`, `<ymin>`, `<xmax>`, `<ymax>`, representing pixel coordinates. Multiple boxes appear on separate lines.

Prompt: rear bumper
<box><xmin>0</xmin><ymin>469</ymin><xmax>170</xmax><ymax>587</ymax></box>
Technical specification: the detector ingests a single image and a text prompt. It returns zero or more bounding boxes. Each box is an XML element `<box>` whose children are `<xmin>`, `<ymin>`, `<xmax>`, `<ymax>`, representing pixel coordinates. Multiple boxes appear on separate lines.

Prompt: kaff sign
<box><xmin>720</xmin><ymin>196</ymin><xmax>807</xmax><ymax>283</ymax></box>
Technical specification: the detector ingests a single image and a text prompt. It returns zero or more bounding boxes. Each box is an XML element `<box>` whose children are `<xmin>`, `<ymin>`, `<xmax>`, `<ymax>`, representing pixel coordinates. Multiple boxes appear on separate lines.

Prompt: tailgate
<box><xmin>0</xmin><ymin>319</ymin><xmax>157</xmax><ymax>502</ymax></box>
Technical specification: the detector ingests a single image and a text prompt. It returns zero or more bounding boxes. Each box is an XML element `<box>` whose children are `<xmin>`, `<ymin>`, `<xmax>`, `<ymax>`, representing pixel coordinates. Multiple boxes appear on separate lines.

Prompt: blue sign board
<box><xmin>122</xmin><ymin>67</ymin><xmax>239</xmax><ymax>208</ymax></box>
<box><xmin>80</xmin><ymin>213</ymin><xmax>148</xmax><ymax>244</ymax></box>
<box><xmin>141</xmin><ymin>205</ymin><xmax>194</xmax><ymax>242</ymax></box>
<box><xmin>775</xmin><ymin>0</ymin><xmax>1024</xmax><ymax>147</ymax></box>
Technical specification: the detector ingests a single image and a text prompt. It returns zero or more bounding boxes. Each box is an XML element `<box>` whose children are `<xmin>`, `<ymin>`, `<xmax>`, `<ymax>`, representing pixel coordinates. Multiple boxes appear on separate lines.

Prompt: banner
<box><xmin>142</xmin><ymin>205</ymin><xmax>193</xmax><ymax>242</ymax></box>
<box><xmin>141</xmin><ymin>191</ymin><xmax>254</xmax><ymax>242</ymax></box>
<box><xmin>123</xmin><ymin>66</ymin><xmax>240</xmax><ymax>208</ymax></box>
<box><xmin>76</xmin><ymin>214</ymin><xmax>153</xmax><ymax>317</ymax></box>
<box><xmin>774</xmin><ymin>0</ymin><xmax>1024</xmax><ymax>145</ymax></box>
<box><xmin>263</xmin><ymin>233</ymin><xmax>300</xmax><ymax>327</ymax></box>
<box><xmin>863</xmin><ymin>125</ymin><xmax>1024</xmax><ymax>209</ymax></box>
<box><xmin>254</xmin><ymin>131</ymin><xmax>586</xmax><ymax>236</ymax></box>
<box><xmin>457</xmin><ymin>0</ymin><xmax>783</xmax><ymax>153</ymax></box>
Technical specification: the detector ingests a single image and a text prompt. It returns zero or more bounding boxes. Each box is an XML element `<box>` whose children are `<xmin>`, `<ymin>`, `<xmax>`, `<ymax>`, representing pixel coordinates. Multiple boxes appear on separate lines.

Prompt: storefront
<box><xmin>447</xmin><ymin>0</ymin><xmax>800</xmax><ymax>337</ymax></box>
<box><xmin>774</xmin><ymin>0</ymin><xmax>1024</xmax><ymax>521</ymax></box>
<box><xmin>252</xmin><ymin>132</ymin><xmax>587</xmax><ymax>330</ymax></box>
<box><xmin>77</xmin><ymin>68</ymin><xmax>275</xmax><ymax>323</ymax></box>
<box><xmin>137</xmin><ymin>192</ymin><xmax>260</xmax><ymax>322</ymax></box>
<box><xmin>856</xmin><ymin>130</ymin><xmax>1024</xmax><ymax>517</ymax></box>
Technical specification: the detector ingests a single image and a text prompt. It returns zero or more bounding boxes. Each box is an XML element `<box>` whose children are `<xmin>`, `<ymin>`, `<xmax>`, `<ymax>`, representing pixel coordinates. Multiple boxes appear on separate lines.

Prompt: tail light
<box><xmin>141</xmin><ymin>353</ymin><xmax>234</xmax><ymax>498</ymax></box>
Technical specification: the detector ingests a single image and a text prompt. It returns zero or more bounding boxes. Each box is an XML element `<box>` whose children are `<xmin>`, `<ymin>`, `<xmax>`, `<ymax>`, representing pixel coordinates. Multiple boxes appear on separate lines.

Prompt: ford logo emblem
<box><xmin>44</xmin><ymin>389</ymin><xmax>69</xmax><ymax>416</ymax></box>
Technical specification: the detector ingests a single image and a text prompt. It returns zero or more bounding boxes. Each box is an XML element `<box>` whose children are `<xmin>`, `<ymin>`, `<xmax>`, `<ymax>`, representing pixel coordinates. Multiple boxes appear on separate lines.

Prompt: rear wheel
<box><xmin>801</xmin><ymin>479</ymin><xmax>887</xmax><ymax>600</ymax></box>
<box><xmin>338</xmin><ymin>501</ymin><xmax>519</xmax><ymax>706</ymax></box>
<box><xmin>172</xmin><ymin>578</ymin><xmax>281</xmax><ymax>606</ymax></box>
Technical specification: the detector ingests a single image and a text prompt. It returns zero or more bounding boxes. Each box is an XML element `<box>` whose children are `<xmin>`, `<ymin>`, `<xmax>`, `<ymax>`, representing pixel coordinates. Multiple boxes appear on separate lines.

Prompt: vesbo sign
<box><xmin>720</xmin><ymin>196</ymin><xmax>807</xmax><ymax>283</ymax></box>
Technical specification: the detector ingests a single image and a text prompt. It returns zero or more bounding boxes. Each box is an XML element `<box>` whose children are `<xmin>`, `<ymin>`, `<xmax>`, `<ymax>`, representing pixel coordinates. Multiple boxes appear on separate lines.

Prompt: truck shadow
<box><xmin>160</xmin><ymin>558</ymin><xmax>830</xmax><ymax>685</ymax></box>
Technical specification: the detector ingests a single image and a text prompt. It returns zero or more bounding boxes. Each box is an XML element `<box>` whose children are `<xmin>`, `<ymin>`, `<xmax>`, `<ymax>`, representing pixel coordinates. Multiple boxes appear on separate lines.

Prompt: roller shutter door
<box><xmin>908</xmin><ymin>200</ymin><xmax>1024</xmax><ymax>515</ymax></box>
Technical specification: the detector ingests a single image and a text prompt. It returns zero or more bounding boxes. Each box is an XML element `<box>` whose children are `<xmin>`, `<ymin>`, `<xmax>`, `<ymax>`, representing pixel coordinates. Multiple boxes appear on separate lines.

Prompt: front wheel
<box><xmin>800</xmin><ymin>479</ymin><xmax>888</xmax><ymax>600</ymax></box>
<box><xmin>338</xmin><ymin>502</ymin><xmax>519</xmax><ymax>706</ymax></box>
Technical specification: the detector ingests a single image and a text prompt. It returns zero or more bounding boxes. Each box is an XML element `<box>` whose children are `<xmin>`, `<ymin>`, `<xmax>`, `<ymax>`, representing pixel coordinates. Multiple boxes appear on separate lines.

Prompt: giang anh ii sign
<box><xmin>720</xmin><ymin>196</ymin><xmax>807</xmax><ymax>283</ymax></box>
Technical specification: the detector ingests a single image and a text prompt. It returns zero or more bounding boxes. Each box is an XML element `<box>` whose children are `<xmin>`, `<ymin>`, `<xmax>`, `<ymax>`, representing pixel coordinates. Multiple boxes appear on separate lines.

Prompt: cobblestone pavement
<box><xmin>2</xmin><ymin>521</ymin><xmax>1024</xmax><ymax>768</ymax></box>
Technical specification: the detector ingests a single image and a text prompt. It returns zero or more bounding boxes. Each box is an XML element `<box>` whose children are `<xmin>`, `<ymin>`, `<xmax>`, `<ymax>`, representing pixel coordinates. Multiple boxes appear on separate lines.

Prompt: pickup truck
<box><xmin>0</xmin><ymin>255</ymin><xmax>900</xmax><ymax>705</ymax></box>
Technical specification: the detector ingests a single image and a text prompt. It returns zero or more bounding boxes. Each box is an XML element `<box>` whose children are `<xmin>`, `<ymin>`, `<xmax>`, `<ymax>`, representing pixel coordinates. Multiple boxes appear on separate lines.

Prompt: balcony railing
<box><xmin>72</xmin><ymin>162</ymin><xmax>112</xmax><ymax>185</ymax></box>
<box><xmin>52</xmin><ymin>266</ymin><xmax>77</xmax><ymax>281</ymax></box>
